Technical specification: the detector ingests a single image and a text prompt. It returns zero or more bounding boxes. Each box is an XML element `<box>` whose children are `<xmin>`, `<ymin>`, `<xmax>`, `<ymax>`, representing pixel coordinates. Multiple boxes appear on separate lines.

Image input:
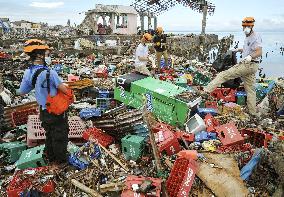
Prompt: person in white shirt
<box><xmin>134</xmin><ymin>33</ymin><xmax>153</xmax><ymax>76</ymax></box>
<box><xmin>203</xmin><ymin>17</ymin><xmax>262</xmax><ymax>116</ymax></box>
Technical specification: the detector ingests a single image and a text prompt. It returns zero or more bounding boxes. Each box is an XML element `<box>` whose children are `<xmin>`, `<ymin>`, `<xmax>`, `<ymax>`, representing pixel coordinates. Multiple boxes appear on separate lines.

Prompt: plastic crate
<box><xmin>15</xmin><ymin>145</ymin><xmax>47</xmax><ymax>170</ymax></box>
<box><xmin>96</xmin><ymin>98</ymin><xmax>112</xmax><ymax>111</ymax></box>
<box><xmin>11</xmin><ymin>108</ymin><xmax>38</xmax><ymax>127</ymax></box>
<box><xmin>240</xmin><ymin>128</ymin><xmax>274</xmax><ymax>148</ymax></box>
<box><xmin>166</xmin><ymin>157</ymin><xmax>198</xmax><ymax>197</ymax></box>
<box><xmin>98</xmin><ymin>90</ymin><xmax>112</xmax><ymax>98</ymax></box>
<box><xmin>68</xmin><ymin>154</ymin><xmax>89</xmax><ymax>170</ymax></box>
<box><xmin>205</xmin><ymin>101</ymin><xmax>218</xmax><ymax>110</ymax></box>
<box><xmin>79</xmin><ymin>108</ymin><xmax>101</xmax><ymax>119</ymax></box>
<box><xmin>204</xmin><ymin>114</ymin><xmax>220</xmax><ymax>132</ymax></box>
<box><xmin>152</xmin><ymin>123</ymin><xmax>181</xmax><ymax>156</ymax></box>
<box><xmin>121</xmin><ymin>175</ymin><xmax>162</xmax><ymax>197</ymax></box>
<box><xmin>0</xmin><ymin>142</ymin><xmax>26</xmax><ymax>163</ymax></box>
<box><xmin>27</xmin><ymin>115</ymin><xmax>86</xmax><ymax>147</ymax></box>
<box><xmin>195</xmin><ymin>131</ymin><xmax>217</xmax><ymax>142</ymax></box>
<box><xmin>211</xmin><ymin>88</ymin><xmax>237</xmax><ymax>102</ymax></box>
<box><xmin>216</xmin><ymin>122</ymin><xmax>244</xmax><ymax>146</ymax></box>
<box><xmin>82</xmin><ymin>127</ymin><xmax>114</xmax><ymax>147</ymax></box>
<box><xmin>121</xmin><ymin>135</ymin><xmax>145</xmax><ymax>161</ymax></box>
<box><xmin>6</xmin><ymin>167</ymin><xmax>55</xmax><ymax>197</ymax></box>
<box><xmin>197</xmin><ymin>108</ymin><xmax>218</xmax><ymax>118</ymax></box>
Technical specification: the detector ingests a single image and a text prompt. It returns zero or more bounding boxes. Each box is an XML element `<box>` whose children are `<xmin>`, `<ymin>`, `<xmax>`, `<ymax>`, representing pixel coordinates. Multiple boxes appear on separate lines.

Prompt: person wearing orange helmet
<box><xmin>134</xmin><ymin>33</ymin><xmax>153</xmax><ymax>76</ymax></box>
<box><xmin>203</xmin><ymin>17</ymin><xmax>262</xmax><ymax>116</ymax></box>
<box><xmin>153</xmin><ymin>26</ymin><xmax>169</xmax><ymax>69</ymax></box>
<box><xmin>18</xmin><ymin>39</ymin><xmax>70</xmax><ymax>165</ymax></box>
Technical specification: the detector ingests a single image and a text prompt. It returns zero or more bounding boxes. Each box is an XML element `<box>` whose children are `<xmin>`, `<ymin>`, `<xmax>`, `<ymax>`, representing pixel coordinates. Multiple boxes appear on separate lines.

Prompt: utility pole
<box><xmin>201</xmin><ymin>4</ymin><xmax>208</xmax><ymax>35</ymax></box>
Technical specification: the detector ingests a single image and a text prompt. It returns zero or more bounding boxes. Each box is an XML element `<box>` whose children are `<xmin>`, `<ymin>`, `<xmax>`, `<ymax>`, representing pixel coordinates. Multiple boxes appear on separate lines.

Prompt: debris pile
<box><xmin>0</xmin><ymin>34</ymin><xmax>284</xmax><ymax>197</ymax></box>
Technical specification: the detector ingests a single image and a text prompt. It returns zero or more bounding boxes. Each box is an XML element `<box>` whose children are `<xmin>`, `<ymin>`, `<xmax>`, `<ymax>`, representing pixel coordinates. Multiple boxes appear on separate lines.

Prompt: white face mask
<box><xmin>45</xmin><ymin>57</ymin><xmax>52</xmax><ymax>65</ymax></box>
<box><xmin>244</xmin><ymin>27</ymin><xmax>251</xmax><ymax>35</ymax></box>
<box><xmin>146</xmin><ymin>43</ymin><xmax>152</xmax><ymax>47</ymax></box>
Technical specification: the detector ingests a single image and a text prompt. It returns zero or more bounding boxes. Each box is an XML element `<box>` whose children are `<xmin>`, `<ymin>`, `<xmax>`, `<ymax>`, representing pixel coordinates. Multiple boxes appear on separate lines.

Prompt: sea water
<box><xmin>167</xmin><ymin>31</ymin><xmax>284</xmax><ymax>77</ymax></box>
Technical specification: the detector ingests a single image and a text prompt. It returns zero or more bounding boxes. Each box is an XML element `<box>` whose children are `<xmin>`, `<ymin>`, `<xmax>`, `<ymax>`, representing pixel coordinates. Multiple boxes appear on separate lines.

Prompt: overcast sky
<box><xmin>1</xmin><ymin>0</ymin><xmax>284</xmax><ymax>32</ymax></box>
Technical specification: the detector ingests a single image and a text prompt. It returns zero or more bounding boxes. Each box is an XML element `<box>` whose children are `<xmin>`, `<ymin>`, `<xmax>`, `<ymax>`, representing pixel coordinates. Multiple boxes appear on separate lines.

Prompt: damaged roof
<box><xmin>87</xmin><ymin>4</ymin><xmax>138</xmax><ymax>15</ymax></box>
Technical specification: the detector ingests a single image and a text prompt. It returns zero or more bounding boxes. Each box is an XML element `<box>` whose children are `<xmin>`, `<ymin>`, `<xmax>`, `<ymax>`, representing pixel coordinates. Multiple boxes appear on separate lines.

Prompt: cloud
<box><xmin>29</xmin><ymin>1</ymin><xmax>64</xmax><ymax>9</ymax></box>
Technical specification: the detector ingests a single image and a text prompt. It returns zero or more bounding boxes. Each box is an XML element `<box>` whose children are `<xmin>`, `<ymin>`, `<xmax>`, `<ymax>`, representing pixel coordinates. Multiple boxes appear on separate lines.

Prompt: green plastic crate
<box><xmin>15</xmin><ymin>145</ymin><xmax>47</xmax><ymax>170</ymax></box>
<box><xmin>237</xmin><ymin>96</ymin><xmax>246</xmax><ymax>105</ymax></box>
<box><xmin>121</xmin><ymin>135</ymin><xmax>145</xmax><ymax>161</ymax></box>
<box><xmin>0</xmin><ymin>142</ymin><xmax>27</xmax><ymax>163</ymax></box>
<box><xmin>114</xmin><ymin>77</ymin><xmax>201</xmax><ymax>127</ymax></box>
<box><xmin>193</xmin><ymin>72</ymin><xmax>211</xmax><ymax>86</ymax></box>
<box><xmin>175</xmin><ymin>77</ymin><xmax>188</xmax><ymax>88</ymax></box>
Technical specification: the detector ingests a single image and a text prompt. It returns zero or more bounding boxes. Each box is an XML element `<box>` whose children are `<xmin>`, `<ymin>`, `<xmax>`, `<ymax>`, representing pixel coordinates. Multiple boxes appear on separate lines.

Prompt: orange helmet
<box><xmin>143</xmin><ymin>33</ymin><xmax>153</xmax><ymax>41</ymax></box>
<box><xmin>24</xmin><ymin>39</ymin><xmax>50</xmax><ymax>53</ymax></box>
<box><xmin>156</xmin><ymin>26</ymin><xmax>163</xmax><ymax>34</ymax></box>
<box><xmin>242</xmin><ymin>17</ymin><xmax>255</xmax><ymax>27</ymax></box>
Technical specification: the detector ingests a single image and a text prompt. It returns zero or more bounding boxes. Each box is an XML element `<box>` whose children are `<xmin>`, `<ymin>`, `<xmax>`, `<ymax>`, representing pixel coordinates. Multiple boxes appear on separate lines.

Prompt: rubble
<box><xmin>1</xmin><ymin>30</ymin><xmax>284</xmax><ymax>197</ymax></box>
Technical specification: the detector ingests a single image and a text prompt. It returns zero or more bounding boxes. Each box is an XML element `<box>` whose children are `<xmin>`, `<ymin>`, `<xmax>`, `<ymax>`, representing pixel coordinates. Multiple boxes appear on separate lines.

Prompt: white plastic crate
<box><xmin>27</xmin><ymin>115</ymin><xmax>86</xmax><ymax>147</ymax></box>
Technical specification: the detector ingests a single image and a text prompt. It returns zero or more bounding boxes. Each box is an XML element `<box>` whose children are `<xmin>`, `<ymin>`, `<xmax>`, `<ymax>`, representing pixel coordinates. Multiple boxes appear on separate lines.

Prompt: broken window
<box><xmin>116</xmin><ymin>14</ymin><xmax>128</xmax><ymax>28</ymax></box>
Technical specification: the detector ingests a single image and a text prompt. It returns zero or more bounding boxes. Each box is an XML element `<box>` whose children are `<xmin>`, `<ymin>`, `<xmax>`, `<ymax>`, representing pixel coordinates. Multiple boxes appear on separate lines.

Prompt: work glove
<box><xmin>0</xmin><ymin>88</ymin><xmax>12</xmax><ymax>105</ymax></box>
<box><xmin>231</xmin><ymin>48</ymin><xmax>239</xmax><ymax>53</ymax></box>
<box><xmin>240</xmin><ymin>55</ymin><xmax>252</xmax><ymax>64</ymax></box>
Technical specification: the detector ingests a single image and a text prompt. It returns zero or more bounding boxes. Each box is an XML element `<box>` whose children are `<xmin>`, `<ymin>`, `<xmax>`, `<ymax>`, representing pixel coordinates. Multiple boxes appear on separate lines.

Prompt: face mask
<box><xmin>244</xmin><ymin>27</ymin><xmax>251</xmax><ymax>35</ymax></box>
<box><xmin>146</xmin><ymin>43</ymin><xmax>152</xmax><ymax>47</ymax></box>
<box><xmin>45</xmin><ymin>57</ymin><xmax>52</xmax><ymax>65</ymax></box>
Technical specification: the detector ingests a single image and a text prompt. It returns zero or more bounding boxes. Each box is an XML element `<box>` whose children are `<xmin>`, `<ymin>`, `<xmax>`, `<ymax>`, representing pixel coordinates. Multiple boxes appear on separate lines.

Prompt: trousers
<box><xmin>204</xmin><ymin>62</ymin><xmax>259</xmax><ymax>115</ymax></box>
<box><xmin>40</xmin><ymin>109</ymin><xmax>69</xmax><ymax>163</ymax></box>
<box><xmin>156</xmin><ymin>50</ymin><xmax>169</xmax><ymax>68</ymax></box>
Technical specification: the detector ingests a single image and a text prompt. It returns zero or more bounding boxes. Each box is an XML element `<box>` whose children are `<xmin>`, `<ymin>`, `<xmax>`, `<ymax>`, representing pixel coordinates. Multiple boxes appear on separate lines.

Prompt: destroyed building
<box><xmin>80</xmin><ymin>4</ymin><xmax>138</xmax><ymax>35</ymax></box>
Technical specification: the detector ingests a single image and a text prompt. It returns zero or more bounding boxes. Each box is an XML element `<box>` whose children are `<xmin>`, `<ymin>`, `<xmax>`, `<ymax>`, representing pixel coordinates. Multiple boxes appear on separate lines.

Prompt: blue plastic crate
<box><xmin>98</xmin><ymin>90</ymin><xmax>110</xmax><ymax>98</ymax></box>
<box><xmin>68</xmin><ymin>154</ymin><xmax>89</xmax><ymax>170</ymax></box>
<box><xmin>197</xmin><ymin>108</ymin><xmax>218</xmax><ymax>118</ymax></box>
<box><xmin>236</xmin><ymin>91</ymin><xmax>247</xmax><ymax>97</ymax></box>
<box><xmin>96</xmin><ymin>98</ymin><xmax>112</xmax><ymax>111</ymax></box>
<box><xmin>79</xmin><ymin>108</ymin><xmax>101</xmax><ymax>119</ymax></box>
<box><xmin>195</xmin><ymin>131</ymin><xmax>217</xmax><ymax>142</ymax></box>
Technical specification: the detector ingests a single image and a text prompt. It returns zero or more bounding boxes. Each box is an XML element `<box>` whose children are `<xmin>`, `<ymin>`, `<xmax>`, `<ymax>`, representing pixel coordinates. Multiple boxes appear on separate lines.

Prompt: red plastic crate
<box><xmin>121</xmin><ymin>175</ymin><xmax>162</xmax><ymax>197</ymax></box>
<box><xmin>6</xmin><ymin>167</ymin><xmax>55</xmax><ymax>197</ymax></box>
<box><xmin>174</xmin><ymin>131</ymin><xmax>195</xmax><ymax>143</ymax></box>
<box><xmin>204</xmin><ymin>114</ymin><xmax>220</xmax><ymax>132</ymax></box>
<box><xmin>152</xmin><ymin>123</ymin><xmax>181</xmax><ymax>156</ymax></box>
<box><xmin>205</xmin><ymin>101</ymin><xmax>218</xmax><ymax>110</ymax></box>
<box><xmin>82</xmin><ymin>127</ymin><xmax>114</xmax><ymax>147</ymax></box>
<box><xmin>240</xmin><ymin>128</ymin><xmax>274</xmax><ymax>148</ymax></box>
<box><xmin>216</xmin><ymin>122</ymin><xmax>244</xmax><ymax>146</ymax></box>
<box><xmin>27</xmin><ymin>115</ymin><xmax>86</xmax><ymax>147</ymax></box>
<box><xmin>11</xmin><ymin>108</ymin><xmax>38</xmax><ymax>127</ymax></box>
<box><xmin>211</xmin><ymin>88</ymin><xmax>236</xmax><ymax>102</ymax></box>
<box><xmin>166</xmin><ymin>157</ymin><xmax>198</xmax><ymax>197</ymax></box>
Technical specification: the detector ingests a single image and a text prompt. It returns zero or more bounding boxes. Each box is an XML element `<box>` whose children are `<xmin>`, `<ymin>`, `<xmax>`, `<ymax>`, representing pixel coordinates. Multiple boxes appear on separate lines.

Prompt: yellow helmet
<box><xmin>143</xmin><ymin>33</ymin><xmax>153</xmax><ymax>41</ymax></box>
<box><xmin>156</xmin><ymin>27</ymin><xmax>163</xmax><ymax>34</ymax></box>
<box><xmin>24</xmin><ymin>39</ymin><xmax>50</xmax><ymax>53</ymax></box>
<box><xmin>242</xmin><ymin>17</ymin><xmax>255</xmax><ymax>27</ymax></box>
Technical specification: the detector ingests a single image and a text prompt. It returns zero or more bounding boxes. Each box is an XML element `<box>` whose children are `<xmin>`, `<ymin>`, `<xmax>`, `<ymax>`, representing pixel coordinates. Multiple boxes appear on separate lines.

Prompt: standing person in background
<box><xmin>18</xmin><ymin>39</ymin><xmax>70</xmax><ymax>165</ymax></box>
<box><xmin>202</xmin><ymin>17</ymin><xmax>262</xmax><ymax>117</ymax></box>
<box><xmin>134</xmin><ymin>33</ymin><xmax>153</xmax><ymax>76</ymax></box>
<box><xmin>153</xmin><ymin>27</ymin><xmax>169</xmax><ymax>70</ymax></box>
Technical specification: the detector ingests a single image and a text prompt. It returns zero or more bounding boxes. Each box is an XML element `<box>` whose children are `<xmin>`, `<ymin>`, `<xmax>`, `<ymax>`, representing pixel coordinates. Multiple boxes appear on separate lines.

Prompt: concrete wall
<box><xmin>114</xmin><ymin>14</ymin><xmax>137</xmax><ymax>35</ymax></box>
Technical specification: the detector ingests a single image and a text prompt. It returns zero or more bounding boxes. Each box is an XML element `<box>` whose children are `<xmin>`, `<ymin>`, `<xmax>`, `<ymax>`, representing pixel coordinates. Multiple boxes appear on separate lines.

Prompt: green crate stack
<box><xmin>121</xmin><ymin>135</ymin><xmax>145</xmax><ymax>161</ymax></box>
<box><xmin>15</xmin><ymin>145</ymin><xmax>47</xmax><ymax>170</ymax></box>
<box><xmin>0</xmin><ymin>142</ymin><xmax>27</xmax><ymax>163</ymax></box>
<box><xmin>115</xmin><ymin>77</ymin><xmax>200</xmax><ymax>128</ymax></box>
